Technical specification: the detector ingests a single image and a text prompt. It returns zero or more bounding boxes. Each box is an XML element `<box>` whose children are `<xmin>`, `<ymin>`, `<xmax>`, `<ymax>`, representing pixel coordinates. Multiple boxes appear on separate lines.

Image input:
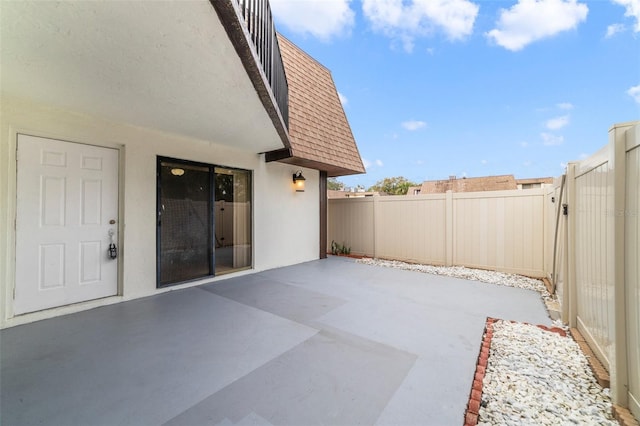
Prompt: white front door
<box><xmin>15</xmin><ymin>134</ymin><xmax>119</xmax><ymax>315</ymax></box>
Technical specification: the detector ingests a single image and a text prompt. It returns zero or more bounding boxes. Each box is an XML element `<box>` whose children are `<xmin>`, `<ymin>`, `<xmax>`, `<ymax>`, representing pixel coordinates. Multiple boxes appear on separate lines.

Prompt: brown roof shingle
<box><xmin>273</xmin><ymin>35</ymin><xmax>365</xmax><ymax>177</ymax></box>
<box><xmin>420</xmin><ymin>175</ymin><xmax>517</xmax><ymax>193</ymax></box>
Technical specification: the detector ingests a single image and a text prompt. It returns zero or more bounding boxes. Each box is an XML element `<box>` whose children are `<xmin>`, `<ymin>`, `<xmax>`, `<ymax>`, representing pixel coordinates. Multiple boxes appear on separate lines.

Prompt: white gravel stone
<box><xmin>478</xmin><ymin>320</ymin><xmax>617</xmax><ymax>426</ymax></box>
<box><xmin>356</xmin><ymin>258</ymin><xmax>556</xmax><ymax>303</ymax></box>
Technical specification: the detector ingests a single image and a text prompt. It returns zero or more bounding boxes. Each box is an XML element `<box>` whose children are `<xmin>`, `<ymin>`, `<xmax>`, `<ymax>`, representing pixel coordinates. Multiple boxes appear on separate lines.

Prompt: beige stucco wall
<box><xmin>0</xmin><ymin>95</ymin><xmax>319</xmax><ymax>328</ymax></box>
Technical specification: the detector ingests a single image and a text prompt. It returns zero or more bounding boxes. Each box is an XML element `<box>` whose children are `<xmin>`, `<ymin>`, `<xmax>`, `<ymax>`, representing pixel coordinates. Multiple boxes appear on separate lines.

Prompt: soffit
<box><xmin>1</xmin><ymin>1</ymin><xmax>285</xmax><ymax>153</ymax></box>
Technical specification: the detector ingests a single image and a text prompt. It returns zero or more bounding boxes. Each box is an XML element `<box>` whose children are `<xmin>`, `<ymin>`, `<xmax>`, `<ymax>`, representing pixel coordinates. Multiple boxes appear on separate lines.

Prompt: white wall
<box><xmin>0</xmin><ymin>95</ymin><xmax>319</xmax><ymax>327</ymax></box>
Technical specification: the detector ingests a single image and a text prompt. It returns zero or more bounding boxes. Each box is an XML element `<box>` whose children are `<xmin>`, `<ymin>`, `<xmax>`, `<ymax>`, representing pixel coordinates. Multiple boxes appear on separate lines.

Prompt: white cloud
<box><xmin>362</xmin><ymin>158</ymin><xmax>384</xmax><ymax>169</ymax></box>
<box><xmin>606</xmin><ymin>23</ymin><xmax>626</xmax><ymax>37</ymax></box>
<box><xmin>520</xmin><ymin>141</ymin><xmax>529</xmax><ymax>147</ymax></box>
<box><xmin>362</xmin><ymin>0</ymin><xmax>479</xmax><ymax>52</ymax></box>
<box><xmin>542</xmin><ymin>132</ymin><xmax>564</xmax><ymax>146</ymax></box>
<box><xmin>481</xmin><ymin>159</ymin><xmax>488</xmax><ymax>164</ymax></box>
<box><xmin>402</xmin><ymin>120</ymin><xmax>427</xmax><ymax>130</ymax></box>
<box><xmin>338</xmin><ymin>91</ymin><xmax>348</xmax><ymax>106</ymax></box>
<box><xmin>627</xmin><ymin>84</ymin><xmax>640</xmax><ymax>103</ymax></box>
<box><xmin>557</xmin><ymin>102</ymin><xmax>574</xmax><ymax>110</ymax></box>
<box><xmin>612</xmin><ymin>0</ymin><xmax>640</xmax><ymax>32</ymax></box>
<box><xmin>486</xmin><ymin>0</ymin><xmax>588</xmax><ymax>51</ymax></box>
<box><xmin>560</xmin><ymin>161</ymin><xmax>568</xmax><ymax>169</ymax></box>
<box><xmin>270</xmin><ymin>0</ymin><xmax>355</xmax><ymax>40</ymax></box>
<box><xmin>546</xmin><ymin>115</ymin><xmax>570</xmax><ymax>130</ymax></box>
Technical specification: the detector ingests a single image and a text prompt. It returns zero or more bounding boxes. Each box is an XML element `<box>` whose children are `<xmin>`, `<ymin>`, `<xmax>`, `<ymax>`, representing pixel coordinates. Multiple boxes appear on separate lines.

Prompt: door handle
<box><xmin>108</xmin><ymin>243</ymin><xmax>118</xmax><ymax>259</ymax></box>
<box><xmin>108</xmin><ymin>229</ymin><xmax>117</xmax><ymax>259</ymax></box>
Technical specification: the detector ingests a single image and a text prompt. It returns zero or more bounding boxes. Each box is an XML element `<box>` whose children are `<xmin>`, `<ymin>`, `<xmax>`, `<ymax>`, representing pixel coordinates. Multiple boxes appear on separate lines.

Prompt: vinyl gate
<box><xmin>562</xmin><ymin>122</ymin><xmax>639</xmax><ymax>416</ymax></box>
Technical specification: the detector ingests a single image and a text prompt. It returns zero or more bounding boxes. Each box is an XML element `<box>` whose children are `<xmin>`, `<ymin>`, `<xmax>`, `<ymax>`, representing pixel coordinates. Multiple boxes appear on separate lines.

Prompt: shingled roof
<box><xmin>266</xmin><ymin>35</ymin><xmax>365</xmax><ymax>177</ymax></box>
<box><xmin>420</xmin><ymin>175</ymin><xmax>517</xmax><ymax>193</ymax></box>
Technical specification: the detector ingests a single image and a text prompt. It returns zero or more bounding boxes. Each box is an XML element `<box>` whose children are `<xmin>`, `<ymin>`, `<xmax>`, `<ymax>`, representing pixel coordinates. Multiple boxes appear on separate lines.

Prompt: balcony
<box><xmin>213</xmin><ymin>0</ymin><xmax>290</xmax><ymax>141</ymax></box>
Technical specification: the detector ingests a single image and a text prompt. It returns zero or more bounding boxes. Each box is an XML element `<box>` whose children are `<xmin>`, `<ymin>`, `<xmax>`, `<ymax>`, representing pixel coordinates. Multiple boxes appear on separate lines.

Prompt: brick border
<box><xmin>464</xmin><ymin>318</ymin><xmax>640</xmax><ymax>425</ymax></box>
<box><xmin>569</xmin><ymin>329</ymin><xmax>639</xmax><ymax>426</ymax></box>
<box><xmin>569</xmin><ymin>328</ymin><xmax>610</xmax><ymax>388</ymax></box>
<box><xmin>613</xmin><ymin>405</ymin><xmax>640</xmax><ymax>426</ymax></box>
<box><xmin>463</xmin><ymin>318</ymin><xmax>567</xmax><ymax>426</ymax></box>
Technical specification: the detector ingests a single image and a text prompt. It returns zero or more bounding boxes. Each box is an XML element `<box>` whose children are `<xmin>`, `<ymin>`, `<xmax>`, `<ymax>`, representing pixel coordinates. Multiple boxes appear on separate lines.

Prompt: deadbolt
<box><xmin>109</xmin><ymin>219</ymin><xmax>116</xmax><ymax>224</ymax></box>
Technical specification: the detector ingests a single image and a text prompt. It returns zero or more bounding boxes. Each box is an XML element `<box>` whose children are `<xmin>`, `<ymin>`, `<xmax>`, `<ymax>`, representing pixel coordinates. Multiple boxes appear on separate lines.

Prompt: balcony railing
<box><xmin>233</xmin><ymin>0</ymin><xmax>289</xmax><ymax>128</ymax></box>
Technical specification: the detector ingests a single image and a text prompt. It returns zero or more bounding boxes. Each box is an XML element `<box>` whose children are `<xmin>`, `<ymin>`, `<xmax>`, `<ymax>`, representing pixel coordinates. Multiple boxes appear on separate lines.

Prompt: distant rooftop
<box><xmin>411</xmin><ymin>175</ymin><xmax>553</xmax><ymax>194</ymax></box>
<box><xmin>328</xmin><ymin>189</ymin><xmax>379</xmax><ymax>199</ymax></box>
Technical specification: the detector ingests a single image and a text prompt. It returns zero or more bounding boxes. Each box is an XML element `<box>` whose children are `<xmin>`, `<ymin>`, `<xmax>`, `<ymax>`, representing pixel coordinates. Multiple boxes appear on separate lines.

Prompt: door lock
<box><xmin>108</xmin><ymin>229</ymin><xmax>117</xmax><ymax>259</ymax></box>
<box><xmin>108</xmin><ymin>243</ymin><xmax>118</xmax><ymax>259</ymax></box>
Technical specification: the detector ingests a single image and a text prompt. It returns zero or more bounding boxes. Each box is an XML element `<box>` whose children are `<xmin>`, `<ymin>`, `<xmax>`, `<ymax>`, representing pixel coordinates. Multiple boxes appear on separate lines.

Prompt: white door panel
<box><xmin>15</xmin><ymin>134</ymin><xmax>119</xmax><ymax>315</ymax></box>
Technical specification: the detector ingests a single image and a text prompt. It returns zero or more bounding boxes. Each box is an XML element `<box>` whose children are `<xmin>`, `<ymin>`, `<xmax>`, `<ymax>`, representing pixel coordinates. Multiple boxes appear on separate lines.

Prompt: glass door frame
<box><xmin>156</xmin><ymin>157</ymin><xmax>215</xmax><ymax>288</ymax></box>
<box><xmin>156</xmin><ymin>156</ymin><xmax>253</xmax><ymax>288</ymax></box>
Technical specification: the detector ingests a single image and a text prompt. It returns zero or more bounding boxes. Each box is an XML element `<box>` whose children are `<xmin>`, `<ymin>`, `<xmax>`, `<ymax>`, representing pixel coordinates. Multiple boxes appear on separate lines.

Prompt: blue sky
<box><xmin>269</xmin><ymin>0</ymin><xmax>640</xmax><ymax>189</ymax></box>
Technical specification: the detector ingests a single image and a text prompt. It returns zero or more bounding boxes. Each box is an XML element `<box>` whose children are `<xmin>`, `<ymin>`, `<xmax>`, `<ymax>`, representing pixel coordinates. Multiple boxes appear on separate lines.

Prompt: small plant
<box><xmin>331</xmin><ymin>240</ymin><xmax>351</xmax><ymax>256</ymax></box>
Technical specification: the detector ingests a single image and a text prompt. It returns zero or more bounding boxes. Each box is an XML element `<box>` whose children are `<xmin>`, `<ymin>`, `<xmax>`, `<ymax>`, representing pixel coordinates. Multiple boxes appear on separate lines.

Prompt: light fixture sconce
<box><xmin>292</xmin><ymin>170</ymin><xmax>306</xmax><ymax>192</ymax></box>
<box><xmin>171</xmin><ymin>168</ymin><xmax>185</xmax><ymax>176</ymax></box>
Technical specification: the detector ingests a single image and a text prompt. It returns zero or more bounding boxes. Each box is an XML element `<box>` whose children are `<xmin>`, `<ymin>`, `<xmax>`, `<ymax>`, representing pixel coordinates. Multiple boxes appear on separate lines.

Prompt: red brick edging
<box><xmin>463</xmin><ymin>318</ymin><xmax>567</xmax><ymax>426</ymax></box>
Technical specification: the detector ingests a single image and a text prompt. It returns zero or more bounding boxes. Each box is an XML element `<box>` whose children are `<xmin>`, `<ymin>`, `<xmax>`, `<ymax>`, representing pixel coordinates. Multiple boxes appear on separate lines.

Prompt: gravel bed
<box><xmin>356</xmin><ymin>258</ymin><xmax>555</xmax><ymax>303</ymax></box>
<box><xmin>479</xmin><ymin>320</ymin><xmax>617</xmax><ymax>425</ymax></box>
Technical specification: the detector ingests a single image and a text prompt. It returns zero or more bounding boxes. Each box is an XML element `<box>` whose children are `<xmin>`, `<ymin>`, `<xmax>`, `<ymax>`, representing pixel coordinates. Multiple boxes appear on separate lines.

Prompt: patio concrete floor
<box><xmin>1</xmin><ymin>256</ymin><xmax>551</xmax><ymax>426</ymax></box>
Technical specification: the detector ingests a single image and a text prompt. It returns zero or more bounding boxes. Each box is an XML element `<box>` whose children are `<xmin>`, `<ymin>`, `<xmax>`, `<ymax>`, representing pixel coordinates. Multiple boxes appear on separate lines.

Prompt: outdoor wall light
<box><xmin>171</xmin><ymin>168</ymin><xmax>185</xmax><ymax>176</ymax></box>
<box><xmin>292</xmin><ymin>170</ymin><xmax>306</xmax><ymax>192</ymax></box>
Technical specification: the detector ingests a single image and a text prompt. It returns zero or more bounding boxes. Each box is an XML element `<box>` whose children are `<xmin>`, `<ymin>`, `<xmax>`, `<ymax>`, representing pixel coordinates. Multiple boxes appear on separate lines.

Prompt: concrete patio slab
<box><xmin>1</xmin><ymin>257</ymin><xmax>551</xmax><ymax>425</ymax></box>
<box><xmin>166</xmin><ymin>328</ymin><xmax>416</xmax><ymax>426</ymax></box>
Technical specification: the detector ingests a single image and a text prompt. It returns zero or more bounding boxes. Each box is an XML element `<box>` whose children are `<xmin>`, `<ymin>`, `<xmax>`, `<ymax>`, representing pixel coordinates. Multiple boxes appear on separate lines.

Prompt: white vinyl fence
<box><xmin>559</xmin><ymin>121</ymin><xmax>639</xmax><ymax>416</ymax></box>
<box><xmin>328</xmin><ymin>188</ymin><xmax>548</xmax><ymax>277</ymax></box>
<box><xmin>625</xmin><ymin>126</ymin><xmax>640</xmax><ymax>418</ymax></box>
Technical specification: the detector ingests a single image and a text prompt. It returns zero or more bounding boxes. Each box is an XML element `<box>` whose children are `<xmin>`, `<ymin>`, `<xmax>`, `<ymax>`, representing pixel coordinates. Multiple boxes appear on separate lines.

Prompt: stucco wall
<box><xmin>0</xmin><ymin>96</ymin><xmax>319</xmax><ymax>327</ymax></box>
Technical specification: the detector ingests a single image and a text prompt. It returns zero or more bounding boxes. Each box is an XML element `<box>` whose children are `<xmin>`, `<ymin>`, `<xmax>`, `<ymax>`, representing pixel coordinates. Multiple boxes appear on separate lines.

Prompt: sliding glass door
<box><xmin>214</xmin><ymin>167</ymin><xmax>252</xmax><ymax>274</ymax></box>
<box><xmin>157</xmin><ymin>158</ymin><xmax>251</xmax><ymax>287</ymax></box>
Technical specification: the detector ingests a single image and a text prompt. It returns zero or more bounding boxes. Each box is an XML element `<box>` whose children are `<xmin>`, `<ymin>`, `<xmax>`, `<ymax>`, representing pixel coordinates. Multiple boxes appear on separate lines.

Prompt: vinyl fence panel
<box><xmin>625</xmin><ymin>125</ymin><xmax>640</xmax><ymax>418</ymax></box>
<box><xmin>374</xmin><ymin>196</ymin><xmax>447</xmax><ymax>265</ymax></box>
<box><xmin>561</xmin><ymin>121</ymin><xmax>639</xmax><ymax>412</ymax></box>
<box><xmin>452</xmin><ymin>190</ymin><xmax>545</xmax><ymax>277</ymax></box>
<box><xmin>327</xmin><ymin>198</ymin><xmax>374</xmax><ymax>256</ymax></box>
<box><xmin>573</xmin><ymin>147</ymin><xmax>615</xmax><ymax>371</ymax></box>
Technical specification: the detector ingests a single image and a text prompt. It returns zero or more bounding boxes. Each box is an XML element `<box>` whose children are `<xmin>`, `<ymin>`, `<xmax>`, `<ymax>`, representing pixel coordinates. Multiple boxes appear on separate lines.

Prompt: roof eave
<box><xmin>265</xmin><ymin>152</ymin><xmax>365</xmax><ymax>177</ymax></box>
